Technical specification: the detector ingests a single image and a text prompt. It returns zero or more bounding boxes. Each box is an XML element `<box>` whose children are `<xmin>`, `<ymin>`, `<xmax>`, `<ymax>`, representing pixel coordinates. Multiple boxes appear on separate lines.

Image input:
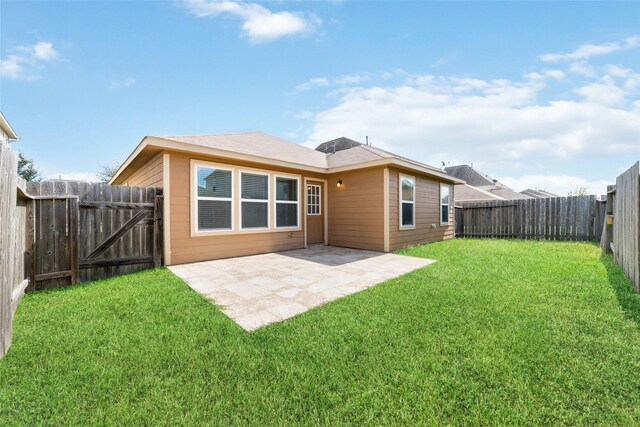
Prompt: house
<box><xmin>444</xmin><ymin>164</ymin><xmax>532</xmax><ymax>204</ymax></box>
<box><xmin>0</xmin><ymin>112</ymin><xmax>19</xmax><ymax>144</ymax></box>
<box><xmin>111</xmin><ymin>132</ymin><xmax>463</xmax><ymax>265</ymax></box>
<box><xmin>520</xmin><ymin>188</ymin><xmax>559</xmax><ymax>199</ymax></box>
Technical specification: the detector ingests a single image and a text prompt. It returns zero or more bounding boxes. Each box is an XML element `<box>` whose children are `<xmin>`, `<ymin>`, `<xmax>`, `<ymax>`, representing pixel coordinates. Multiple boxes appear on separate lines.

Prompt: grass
<box><xmin>1</xmin><ymin>239</ymin><xmax>640</xmax><ymax>425</ymax></box>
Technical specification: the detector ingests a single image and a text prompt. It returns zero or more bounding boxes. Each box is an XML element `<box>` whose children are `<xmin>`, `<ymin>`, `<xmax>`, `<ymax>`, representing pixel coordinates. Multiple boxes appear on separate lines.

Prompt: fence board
<box><xmin>0</xmin><ymin>141</ymin><xmax>28</xmax><ymax>358</ymax></box>
<box><xmin>612</xmin><ymin>162</ymin><xmax>640</xmax><ymax>292</ymax></box>
<box><xmin>26</xmin><ymin>180</ymin><xmax>163</xmax><ymax>289</ymax></box>
<box><xmin>457</xmin><ymin>195</ymin><xmax>605</xmax><ymax>242</ymax></box>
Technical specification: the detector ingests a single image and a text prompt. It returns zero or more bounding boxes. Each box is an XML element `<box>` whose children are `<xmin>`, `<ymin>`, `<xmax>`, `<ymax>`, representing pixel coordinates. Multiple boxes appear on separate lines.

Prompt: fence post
<box><xmin>153</xmin><ymin>192</ymin><xmax>163</xmax><ymax>268</ymax></box>
<box><xmin>69</xmin><ymin>198</ymin><xmax>80</xmax><ymax>284</ymax></box>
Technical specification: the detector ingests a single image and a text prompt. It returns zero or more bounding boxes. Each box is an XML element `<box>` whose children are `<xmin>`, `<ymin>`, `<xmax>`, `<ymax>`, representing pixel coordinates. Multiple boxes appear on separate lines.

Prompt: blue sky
<box><xmin>1</xmin><ymin>1</ymin><xmax>639</xmax><ymax>194</ymax></box>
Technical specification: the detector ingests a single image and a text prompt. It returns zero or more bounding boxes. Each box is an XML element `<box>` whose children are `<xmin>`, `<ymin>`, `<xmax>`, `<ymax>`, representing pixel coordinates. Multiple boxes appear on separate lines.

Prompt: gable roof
<box><xmin>157</xmin><ymin>132</ymin><xmax>328</xmax><ymax>169</ymax></box>
<box><xmin>444</xmin><ymin>164</ymin><xmax>497</xmax><ymax>187</ymax></box>
<box><xmin>520</xmin><ymin>188</ymin><xmax>559</xmax><ymax>198</ymax></box>
<box><xmin>454</xmin><ymin>184</ymin><xmax>506</xmax><ymax>203</ymax></box>
<box><xmin>110</xmin><ymin>132</ymin><xmax>463</xmax><ymax>185</ymax></box>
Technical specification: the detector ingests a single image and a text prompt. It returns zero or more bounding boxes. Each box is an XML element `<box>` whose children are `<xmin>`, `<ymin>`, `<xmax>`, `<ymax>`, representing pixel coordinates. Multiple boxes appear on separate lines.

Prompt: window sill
<box><xmin>191</xmin><ymin>227</ymin><xmax>301</xmax><ymax>237</ymax></box>
<box><xmin>399</xmin><ymin>225</ymin><xmax>416</xmax><ymax>231</ymax></box>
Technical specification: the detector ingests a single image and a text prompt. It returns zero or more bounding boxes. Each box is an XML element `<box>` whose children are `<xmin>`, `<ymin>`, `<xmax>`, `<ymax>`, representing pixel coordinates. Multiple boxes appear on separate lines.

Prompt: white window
<box><xmin>441</xmin><ymin>184</ymin><xmax>450</xmax><ymax>225</ymax></box>
<box><xmin>195</xmin><ymin>165</ymin><xmax>233</xmax><ymax>231</ymax></box>
<box><xmin>240</xmin><ymin>172</ymin><xmax>269</xmax><ymax>229</ymax></box>
<box><xmin>307</xmin><ymin>184</ymin><xmax>321</xmax><ymax>215</ymax></box>
<box><xmin>400</xmin><ymin>174</ymin><xmax>415</xmax><ymax>228</ymax></box>
<box><xmin>275</xmin><ymin>176</ymin><xmax>299</xmax><ymax>228</ymax></box>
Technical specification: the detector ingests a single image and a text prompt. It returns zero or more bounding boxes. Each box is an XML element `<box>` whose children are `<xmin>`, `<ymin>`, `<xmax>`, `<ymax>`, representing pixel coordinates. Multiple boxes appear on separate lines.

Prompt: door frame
<box><xmin>303</xmin><ymin>177</ymin><xmax>328</xmax><ymax>247</ymax></box>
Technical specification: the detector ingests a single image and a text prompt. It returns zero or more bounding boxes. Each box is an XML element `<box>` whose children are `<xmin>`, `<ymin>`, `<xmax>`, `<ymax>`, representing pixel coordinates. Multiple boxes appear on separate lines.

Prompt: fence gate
<box><xmin>26</xmin><ymin>181</ymin><xmax>163</xmax><ymax>291</ymax></box>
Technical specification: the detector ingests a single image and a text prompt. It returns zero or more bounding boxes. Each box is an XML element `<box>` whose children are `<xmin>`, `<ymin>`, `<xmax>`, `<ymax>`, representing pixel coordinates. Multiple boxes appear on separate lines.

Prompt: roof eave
<box><xmin>110</xmin><ymin>136</ymin><xmax>329</xmax><ymax>184</ymax></box>
<box><xmin>0</xmin><ymin>112</ymin><xmax>19</xmax><ymax>140</ymax></box>
<box><xmin>327</xmin><ymin>158</ymin><xmax>465</xmax><ymax>184</ymax></box>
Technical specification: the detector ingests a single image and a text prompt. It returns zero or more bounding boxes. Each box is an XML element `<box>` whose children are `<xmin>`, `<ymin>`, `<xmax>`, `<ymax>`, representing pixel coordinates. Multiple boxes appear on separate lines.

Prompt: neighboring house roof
<box><xmin>444</xmin><ymin>164</ymin><xmax>496</xmax><ymax>187</ymax></box>
<box><xmin>0</xmin><ymin>112</ymin><xmax>19</xmax><ymax>140</ymax></box>
<box><xmin>111</xmin><ymin>132</ymin><xmax>464</xmax><ymax>185</ymax></box>
<box><xmin>454</xmin><ymin>184</ymin><xmax>505</xmax><ymax>203</ymax></box>
<box><xmin>445</xmin><ymin>163</ymin><xmax>533</xmax><ymax>202</ymax></box>
<box><xmin>520</xmin><ymin>188</ymin><xmax>559</xmax><ymax>198</ymax></box>
<box><xmin>315</xmin><ymin>137</ymin><xmax>363</xmax><ymax>154</ymax></box>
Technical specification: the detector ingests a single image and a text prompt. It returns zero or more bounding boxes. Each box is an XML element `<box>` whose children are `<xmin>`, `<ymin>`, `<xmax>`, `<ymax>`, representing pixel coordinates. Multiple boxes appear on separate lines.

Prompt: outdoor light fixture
<box><xmin>337</xmin><ymin>180</ymin><xmax>343</xmax><ymax>188</ymax></box>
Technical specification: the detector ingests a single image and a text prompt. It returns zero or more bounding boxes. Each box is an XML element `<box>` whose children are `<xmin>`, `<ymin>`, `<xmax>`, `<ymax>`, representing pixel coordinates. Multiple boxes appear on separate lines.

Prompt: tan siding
<box><xmin>388</xmin><ymin>168</ymin><xmax>455</xmax><ymax>251</ymax></box>
<box><xmin>327</xmin><ymin>167</ymin><xmax>385</xmax><ymax>251</ymax></box>
<box><xmin>168</xmin><ymin>152</ymin><xmax>326</xmax><ymax>264</ymax></box>
<box><xmin>126</xmin><ymin>153</ymin><xmax>164</xmax><ymax>187</ymax></box>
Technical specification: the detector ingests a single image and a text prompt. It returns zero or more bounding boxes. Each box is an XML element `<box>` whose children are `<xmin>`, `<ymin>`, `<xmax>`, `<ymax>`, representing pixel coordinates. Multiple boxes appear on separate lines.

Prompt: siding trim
<box><xmin>163</xmin><ymin>153</ymin><xmax>172</xmax><ymax>265</ymax></box>
<box><xmin>398</xmin><ymin>173</ymin><xmax>416</xmax><ymax>230</ymax></box>
<box><xmin>383</xmin><ymin>167</ymin><xmax>389</xmax><ymax>252</ymax></box>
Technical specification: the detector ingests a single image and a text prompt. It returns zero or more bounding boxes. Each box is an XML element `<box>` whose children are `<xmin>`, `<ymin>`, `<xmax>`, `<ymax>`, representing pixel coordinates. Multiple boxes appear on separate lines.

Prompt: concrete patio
<box><xmin>168</xmin><ymin>246</ymin><xmax>434</xmax><ymax>331</ymax></box>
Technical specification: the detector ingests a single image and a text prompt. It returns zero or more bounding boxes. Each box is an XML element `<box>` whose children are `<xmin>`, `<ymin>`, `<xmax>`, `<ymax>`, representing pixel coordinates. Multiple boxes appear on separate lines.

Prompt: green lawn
<box><xmin>1</xmin><ymin>239</ymin><xmax>639</xmax><ymax>425</ymax></box>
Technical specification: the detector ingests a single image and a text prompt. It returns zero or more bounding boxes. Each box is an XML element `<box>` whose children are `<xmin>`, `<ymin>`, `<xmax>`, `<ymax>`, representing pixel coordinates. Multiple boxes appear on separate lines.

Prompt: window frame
<box><xmin>306</xmin><ymin>184</ymin><xmax>321</xmax><ymax>216</ymax></box>
<box><xmin>194</xmin><ymin>163</ymin><xmax>234</xmax><ymax>233</ymax></box>
<box><xmin>274</xmin><ymin>174</ymin><xmax>300</xmax><ymax>229</ymax></box>
<box><xmin>399</xmin><ymin>173</ymin><xmax>416</xmax><ymax>230</ymax></box>
<box><xmin>239</xmin><ymin>170</ymin><xmax>270</xmax><ymax>230</ymax></box>
<box><xmin>440</xmin><ymin>183</ymin><xmax>451</xmax><ymax>226</ymax></box>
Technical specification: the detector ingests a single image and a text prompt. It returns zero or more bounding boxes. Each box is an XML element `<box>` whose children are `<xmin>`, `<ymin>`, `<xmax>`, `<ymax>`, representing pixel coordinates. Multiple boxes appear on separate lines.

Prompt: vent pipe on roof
<box><xmin>366</xmin><ymin>136</ymin><xmax>369</xmax><ymax>146</ymax></box>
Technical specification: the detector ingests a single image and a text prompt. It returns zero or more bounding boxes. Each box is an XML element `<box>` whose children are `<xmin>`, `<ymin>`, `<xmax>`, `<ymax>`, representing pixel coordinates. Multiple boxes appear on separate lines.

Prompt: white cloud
<box><xmin>606</xmin><ymin>65</ymin><xmax>632</xmax><ymax>78</ymax></box>
<box><xmin>568</xmin><ymin>61</ymin><xmax>597</xmax><ymax>77</ymax></box>
<box><xmin>574</xmin><ymin>80</ymin><xmax>625</xmax><ymax>107</ymax></box>
<box><xmin>544</xmin><ymin>69</ymin><xmax>565</xmax><ymax>80</ymax></box>
<box><xmin>181</xmin><ymin>0</ymin><xmax>320</xmax><ymax>43</ymax></box>
<box><xmin>46</xmin><ymin>172</ymin><xmax>98</xmax><ymax>182</ymax></box>
<box><xmin>539</xmin><ymin>35</ymin><xmax>640</xmax><ymax>62</ymax></box>
<box><xmin>334</xmin><ymin>72</ymin><xmax>372</xmax><ymax>85</ymax></box>
<box><xmin>110</xmin><ymin>76</ymin><xmax>137</xmax><ymax>89</ymax></box>
<box><xmin>499</xmin><ymin>175</ymin><xmax>610</xmax><ymax>196</ymax></box>
<box><xmin>0</xmin><ymin>41</ymin><xmax>59</xmax><ymax>80</ymax></box>
<box><xmin>296</xmin><ymin>77</ymin><xmax>329</xmax><ymax>91</ymax></box>
<box><xmin>301</xmin><ymin>74</ymin><xmax>640</xmax><ymax>173</ymax></box>
<box><xmin>296</xmin><ymin>72</ymin><xmax>377</xmax><ymax>91</ymax></box>
<box><xmin>30</xmin><ymin>42</ymin><xmax>59</xmax><ymax>60</ymax></box>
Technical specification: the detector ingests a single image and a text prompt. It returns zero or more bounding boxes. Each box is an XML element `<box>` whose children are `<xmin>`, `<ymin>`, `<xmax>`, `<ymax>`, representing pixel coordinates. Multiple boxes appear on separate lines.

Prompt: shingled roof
<box><xmin>111</xmin><ymin>132</ymin><xmax>464</xmax><ymax>185</ymax></box>
<box><xmin>444</xmin><ymin>164</ymin><xmax>497</xmax><ymax>187</ymax></box>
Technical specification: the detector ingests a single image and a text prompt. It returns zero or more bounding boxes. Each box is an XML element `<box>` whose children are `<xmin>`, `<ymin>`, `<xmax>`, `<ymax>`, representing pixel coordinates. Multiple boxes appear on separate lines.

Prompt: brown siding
<box><xmin>126</xmin><ymin>152</ymin><xmax>164</xmax><ymax>187</ymax></box>
<box><xmin>168</xmin><ymin>152</ymin><xmax>325</xmax><ymax>265</ymax></box>
<box><xmin>388</xmin><ymin>168</ymin><xmax>454</xmax><ymax>251</ymax></box>
<box><xmin>327</xmin><ymin>167</ymin><xmax>385</xmax><ymax>251</ymax></box>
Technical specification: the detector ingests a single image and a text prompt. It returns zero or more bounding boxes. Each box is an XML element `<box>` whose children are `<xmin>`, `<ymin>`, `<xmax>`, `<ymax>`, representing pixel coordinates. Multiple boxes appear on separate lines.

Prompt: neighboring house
<box><xmin>0</xmin><ymin>112</ymin><xmax>19</xmax><ymax>144</ymax></box>
<box><xmin>444</xmin><ymin>164</ymin><xmax>532</xmax><ymax>204</ymax></box>
<box><xmin>111</xmin><ymin>132</ymin><xmax>463</xmax><ymax>265</ymax></box>
<box><xmin>520</xmin><ymin>188</ymin><xmax>559</xmax><ymax>199</ymax></box>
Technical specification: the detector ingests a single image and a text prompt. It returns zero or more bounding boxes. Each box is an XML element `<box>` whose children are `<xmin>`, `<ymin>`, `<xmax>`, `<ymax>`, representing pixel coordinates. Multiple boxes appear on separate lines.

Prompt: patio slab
<box><xmin>169</xmin><ymin>246</ymin><xmax>434</xmax><ymax>331</ymax></box>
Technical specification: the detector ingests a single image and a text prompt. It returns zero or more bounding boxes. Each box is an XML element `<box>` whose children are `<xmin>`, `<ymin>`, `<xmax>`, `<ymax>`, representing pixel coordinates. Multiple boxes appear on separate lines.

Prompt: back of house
<box><xmin>111</xmin><ymin>132</ymin><xmax>463</xmax><ymax>265</ymax></box>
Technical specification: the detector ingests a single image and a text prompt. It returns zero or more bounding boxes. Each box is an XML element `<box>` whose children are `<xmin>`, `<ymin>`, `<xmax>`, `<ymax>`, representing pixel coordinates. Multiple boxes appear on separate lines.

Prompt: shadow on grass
<box><xmin>601</xmin><ymin>253</ymin><xmax>640</xmax><ymax>328</ymax></box>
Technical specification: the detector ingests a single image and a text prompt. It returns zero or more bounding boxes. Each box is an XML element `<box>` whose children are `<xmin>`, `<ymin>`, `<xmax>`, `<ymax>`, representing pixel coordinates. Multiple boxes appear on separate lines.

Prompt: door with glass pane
<box><xmin>306</xmin><ymin>183</ymin><xmax>324</xmax><ymax>244</ymax></box>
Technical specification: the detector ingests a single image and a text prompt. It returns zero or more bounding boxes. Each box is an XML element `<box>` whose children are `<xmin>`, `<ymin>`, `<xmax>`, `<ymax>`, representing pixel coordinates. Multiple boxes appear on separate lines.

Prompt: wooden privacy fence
<box><xmin>455</xmin><ymin>195</ymin><xmax>605</xmax><ymax>241</ymax></box>
<box><xmin>26</xmin><ymin>181</ymin><xmax>164</xmax><ymax>290</ymax></box>
<box><xmin>603</xmin><ymin>162</ymin><xmax>639</xmax><ymax>292</ymax></box>
<box><xmin>0</xmin><ymin>141</ymin><xmax>29</xmax><ymax>358</ymax></box>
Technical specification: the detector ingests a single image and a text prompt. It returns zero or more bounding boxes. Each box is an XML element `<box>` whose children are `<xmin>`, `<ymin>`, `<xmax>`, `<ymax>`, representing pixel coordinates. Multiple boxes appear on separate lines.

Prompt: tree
<box><xmin>17</xmin><ymin>152</ymin><xmax>42</xmax><ymax>182</ymax></box>
<box><xmin>96</xmin><ymin>162</ymin><xmax>121</xmax><ymax>183</ymax></box>
<box><xmin>568</xmin><ymin>187</ymin><xmax>588</xmax><ymax>196</ymax></box>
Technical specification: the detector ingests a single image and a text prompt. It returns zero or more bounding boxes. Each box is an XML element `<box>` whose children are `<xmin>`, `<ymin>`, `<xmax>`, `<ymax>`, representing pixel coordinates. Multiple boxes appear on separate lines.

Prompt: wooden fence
<box><xmin>1</xmin><ymin>141</ymin><xmax>164</xmax><ymax>357</ymax></box>
<box><xmin>610</xmin><ymin>162</ymin><xmax>640</xmax><ymax>292</ymax></box>
<box><xmin>26</xmin><ymin>181</ymin><xmax>163</xmax><ymax>289</ymax></box>
<box><xmin>0</xmin><ymin>141</ymin><xmax>29</xmax><ymax>358</ymax></box>
<box><xmin>455</xmin><ymin>195</ymin><xmax>605</xmax><ymax>241</ymax></box>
